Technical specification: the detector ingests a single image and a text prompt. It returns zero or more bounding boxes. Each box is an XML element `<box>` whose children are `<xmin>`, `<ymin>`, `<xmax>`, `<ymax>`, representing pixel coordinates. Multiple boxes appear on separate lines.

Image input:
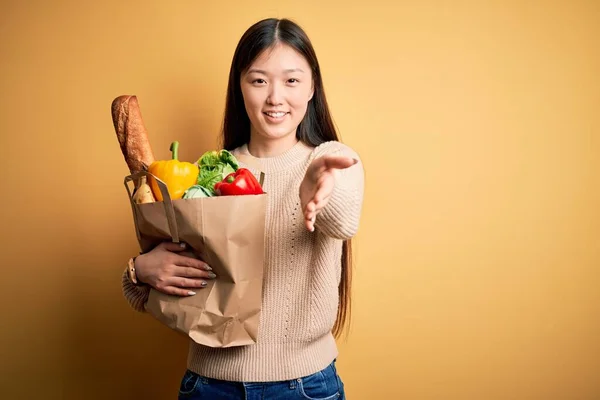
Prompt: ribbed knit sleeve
<box><xmin>311</xmin><ymin>142</ymin><xmax>365</xmax><ymax>240</ymax></box>
<box><xmin>121</xmin><ymin>268</ymin><xmax>150</xmax><ymax>313</ymax></box>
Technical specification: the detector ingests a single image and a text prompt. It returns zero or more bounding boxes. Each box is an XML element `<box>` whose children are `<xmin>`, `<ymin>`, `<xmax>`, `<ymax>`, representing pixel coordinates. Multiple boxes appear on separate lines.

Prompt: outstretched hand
<box><xmin>299</xmin><ymin>155</ymin><xmax>358</xmax><ymax>232</ymax></box>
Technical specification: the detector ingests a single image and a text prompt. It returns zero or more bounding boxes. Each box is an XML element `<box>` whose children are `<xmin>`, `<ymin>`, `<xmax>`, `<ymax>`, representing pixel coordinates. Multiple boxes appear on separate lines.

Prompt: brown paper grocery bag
<box><xmin>124</xmin><ymin>170</ymin><xmax>266</xmax><ymax>348</ymax></box>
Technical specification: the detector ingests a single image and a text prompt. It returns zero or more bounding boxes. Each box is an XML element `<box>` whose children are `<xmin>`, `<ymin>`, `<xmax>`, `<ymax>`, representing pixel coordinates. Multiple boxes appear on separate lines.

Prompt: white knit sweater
<box><xmin>121</xmin><ymin>140</ymin><xmax>364</xmax><ymax>381</ymax></box>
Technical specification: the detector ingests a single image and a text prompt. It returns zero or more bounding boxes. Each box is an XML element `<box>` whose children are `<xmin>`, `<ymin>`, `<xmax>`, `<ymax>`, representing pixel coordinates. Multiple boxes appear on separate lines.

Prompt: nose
<box><xmin>267</xmin><ymin>82</ymin><xmax>283</xmax><ymax>105</ymax></box>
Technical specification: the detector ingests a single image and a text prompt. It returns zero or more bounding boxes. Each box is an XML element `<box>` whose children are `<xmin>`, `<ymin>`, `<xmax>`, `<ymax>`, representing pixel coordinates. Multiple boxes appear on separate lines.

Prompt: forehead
<box><xmin>248</xmin><ymin>43</ymin><xmax>311</xmax><ymax>73</ymax></box>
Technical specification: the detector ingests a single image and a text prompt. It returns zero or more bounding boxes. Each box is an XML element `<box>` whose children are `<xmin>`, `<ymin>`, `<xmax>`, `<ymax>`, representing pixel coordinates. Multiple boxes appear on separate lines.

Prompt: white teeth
<box><xmin>266</xmin><ymin>112</ymin><xmax>286</xmax><ymax>118</ymax></box>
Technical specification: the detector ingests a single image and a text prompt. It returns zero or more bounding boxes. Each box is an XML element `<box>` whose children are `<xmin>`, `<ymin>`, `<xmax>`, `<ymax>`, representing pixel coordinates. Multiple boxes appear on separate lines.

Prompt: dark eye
<box><xmin>252</xmin><ymin>79</ymin><xmax>266</xmax><ymax>85</ymax></box>
<box><xmin>288</xmin><ymin>78</ymin><xmax>299</xmax><ymax>84</ymax></box>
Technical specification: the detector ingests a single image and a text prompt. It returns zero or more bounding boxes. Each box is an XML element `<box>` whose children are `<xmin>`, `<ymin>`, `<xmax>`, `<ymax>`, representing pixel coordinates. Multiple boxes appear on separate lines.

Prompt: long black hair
<box><xmin>220</xmin><ymin>18</ymin><xmax>353</xmax><ymax>339</ymax></box>
<box><xmin>222</xmin><ymin>18</ymin><xmax>339</xmax><ymax>150</ymax></box>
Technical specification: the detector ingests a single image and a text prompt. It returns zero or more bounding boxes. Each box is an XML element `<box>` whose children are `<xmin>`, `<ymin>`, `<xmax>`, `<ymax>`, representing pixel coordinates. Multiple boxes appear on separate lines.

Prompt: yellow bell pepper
<box><xmin>148</xmin><ymin>141</ymin><xmax>199</xmax><ymax>201</ymax></box>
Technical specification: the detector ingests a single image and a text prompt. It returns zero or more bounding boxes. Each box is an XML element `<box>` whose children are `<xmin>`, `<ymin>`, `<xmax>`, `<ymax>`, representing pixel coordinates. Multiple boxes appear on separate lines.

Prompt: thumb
<box><xmin>322</xmin><ymin>155</ymin><xmax>359</xmax><ymax>171</ymax></box>
<box><xmin>160</xmin><ymin>241</ymin><xmax>188</xmax><ymax>252</ymax></box>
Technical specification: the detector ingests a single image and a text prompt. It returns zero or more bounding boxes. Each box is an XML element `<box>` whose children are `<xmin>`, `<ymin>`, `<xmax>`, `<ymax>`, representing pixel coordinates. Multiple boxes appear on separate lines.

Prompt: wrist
<box><xmin>127</xmin><ymin>256</ymin><xmax>147</xmax><ymax>286</ymax></box>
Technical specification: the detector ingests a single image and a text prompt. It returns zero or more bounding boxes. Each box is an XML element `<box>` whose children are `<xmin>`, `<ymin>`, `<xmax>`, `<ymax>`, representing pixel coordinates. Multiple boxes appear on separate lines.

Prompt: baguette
<box><xmin>111</xmin><ymin>95</ymin><xmax>156</xmax><ymax>203</ymax></box>
<box><xmin>111</xmin><ymin>95</ymin><xmax>155</xmax><ymax>177</ymax></box>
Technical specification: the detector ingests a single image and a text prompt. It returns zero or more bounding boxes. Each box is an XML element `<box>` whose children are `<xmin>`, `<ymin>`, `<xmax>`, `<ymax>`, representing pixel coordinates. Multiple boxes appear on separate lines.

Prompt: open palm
<box><xmin>300</xmin><ymin>155</ymin><xmax>358</xmax><ymax>232</ymax></box>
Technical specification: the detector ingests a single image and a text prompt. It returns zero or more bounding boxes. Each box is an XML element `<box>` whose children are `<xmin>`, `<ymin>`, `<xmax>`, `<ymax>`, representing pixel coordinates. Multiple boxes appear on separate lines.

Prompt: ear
<box><xmin>309</xmin><ymin>83</ymin><xmax>315</xmax><ymax>101</ymax></box>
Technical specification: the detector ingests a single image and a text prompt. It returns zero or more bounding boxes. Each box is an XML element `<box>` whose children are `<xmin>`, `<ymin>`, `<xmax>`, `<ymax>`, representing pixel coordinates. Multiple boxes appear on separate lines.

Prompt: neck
<box><xmin>247</xmin><ymin>132</ymin><xmax>299</xmax><ymax>158</ymax></box>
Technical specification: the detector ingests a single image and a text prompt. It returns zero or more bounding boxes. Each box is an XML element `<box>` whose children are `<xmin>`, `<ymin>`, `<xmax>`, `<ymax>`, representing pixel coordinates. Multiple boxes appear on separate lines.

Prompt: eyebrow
<box><xmin>246</xmin><ymin>68</ymin><xmax>305</xmax><ymax>74</ymax></box>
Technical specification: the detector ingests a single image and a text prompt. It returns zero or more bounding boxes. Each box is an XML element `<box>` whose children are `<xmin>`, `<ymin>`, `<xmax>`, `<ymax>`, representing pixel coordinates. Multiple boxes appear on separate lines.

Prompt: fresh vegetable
<box><xmin>214</xmin><ymin>168</ymin><xmax>264</xmax><ymax>196</ymax></box>
<box><xmin>183</xmin><ymin>185</ymin><xmax>213</xmax><ymax>199</ymax></box>
<box><xmin>195</xmin><ymin>149</ymin><xmax>239</xmax><ymax>194</ymax></box>
<box><xmin>148</xmin><ymin>141</ymin><xmax>199</xmax><ymax>201</ymax></box>
<box><xmin>132</xmin><ymin>176</ymin><xmax>156</xmax><ymax>204</ymax></box>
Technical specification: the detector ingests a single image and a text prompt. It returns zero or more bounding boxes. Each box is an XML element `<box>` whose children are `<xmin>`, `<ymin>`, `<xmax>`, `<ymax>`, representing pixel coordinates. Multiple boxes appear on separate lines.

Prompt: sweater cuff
<box><xmin>121</xmin><ymin>268</ymin><xmax>150</xmax><ymax>313</ymax></box>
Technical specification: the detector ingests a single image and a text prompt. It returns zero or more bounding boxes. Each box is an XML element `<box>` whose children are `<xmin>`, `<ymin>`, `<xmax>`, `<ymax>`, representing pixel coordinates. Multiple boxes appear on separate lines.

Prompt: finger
<box><xmin>304</xmin><ymin>205</ymin><xmax>315</xmax><ymax>220</ymax></box>
<box><xmin>305</xmin><ymin>212</ymin><xmax>315</xmax><ymax>226</ymax></box>
<box><xmin>313</xmin><ymin>186</ymin><xmax>326</xmax><ymax>204</ymax></box>
<box><xmin>169</xmin><ymin>276</ymin><xmax>210</xmax><ymax>289</ymax></box>
<box><xmin>161</xmin><ymin>285</ymin><xmax>204</xmax><ymax>297</ymax></box>
<box><xmin>313</xmin><ymin>174</ymin><xmax>335</xmax><ymax>203</ymax></box>
<box><xmin>174</xmin><ymin>254</ymin><xmax>212</xmax><ymax>271</ymax></box>
<box><xmin>305</xmin><ymin>214</ymin><xmax>316</xmax><ymax>232</ymax></box>
<box><xmin>305</xmin><ymin>217</ymin><xmax>312</xmax><ymax>231</ymax></box>
<box><xmin>313</xmin><ymin>186</ymin><xmax>333</xmax><ymax>208</ymax></box>
<box><xmin>304</xmin><ymin>201</ymin><xmax>316</xmax><ymax>221</ymax></box>
<box><xmin>161</xmin><ymin>241</ymin><xmax>188</xmax><ymax>252</ymax></box>
<box><xmin>322</xmin><ymin>156</ymin><xmax>358</xmax><ymax>171</ymax></box>
<box><xmin>303</xmin><ymin>203</ymin><xmax>316</xmax><ymax>229</ymax></box>
<box><xmin>305</xmin><ymin>190</ymin><xmax>331</xmax><ymax>220</ymax></box>
<box><xmin>174</xmin><ymin>266</ymin><xmax>216</xmax><ymax>280</ymax></box>
<box><xmin>305</xmin><ymin>210</ymin><xmax>317</xmax><ymax>223</ymax></box>
<box><xmin>314</xmin><ymin>194</ymin><xmax>331</xmax><ymax>210</ymax></box>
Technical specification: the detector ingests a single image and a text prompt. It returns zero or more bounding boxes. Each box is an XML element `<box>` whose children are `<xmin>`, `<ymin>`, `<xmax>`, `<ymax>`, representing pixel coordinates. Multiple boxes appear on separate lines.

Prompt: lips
<box><xmin>263</xmin><ymin>111</ymin><xmax>289</xmax><ymax>124</ymax></box>
<box><xmin>264</xmin><ymin>111</ymin><xmax>288</xmax><ymax>118</ymax></box>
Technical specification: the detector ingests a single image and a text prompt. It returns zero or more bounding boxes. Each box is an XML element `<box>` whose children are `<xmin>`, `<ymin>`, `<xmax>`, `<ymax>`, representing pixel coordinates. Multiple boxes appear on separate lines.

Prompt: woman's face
<box><xmin>240</xmin><ymin>43</ymin><xmax>314</xmax><ymax>144</ymax></box>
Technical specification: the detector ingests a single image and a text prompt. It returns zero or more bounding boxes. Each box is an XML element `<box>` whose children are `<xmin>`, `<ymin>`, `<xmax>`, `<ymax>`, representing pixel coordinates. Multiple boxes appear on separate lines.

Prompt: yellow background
<box><xmin>1</xmin><ymin>0</ymin><xmax>598</xmax><ymax>399</ymax></box>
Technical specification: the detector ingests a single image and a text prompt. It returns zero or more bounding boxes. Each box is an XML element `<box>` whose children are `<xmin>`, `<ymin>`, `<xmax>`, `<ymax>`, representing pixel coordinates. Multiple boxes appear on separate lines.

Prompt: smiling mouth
<box><xmin>264</xmin><ymin>111</ymin><xmax>289</xmax><ymax>118</ymax></box>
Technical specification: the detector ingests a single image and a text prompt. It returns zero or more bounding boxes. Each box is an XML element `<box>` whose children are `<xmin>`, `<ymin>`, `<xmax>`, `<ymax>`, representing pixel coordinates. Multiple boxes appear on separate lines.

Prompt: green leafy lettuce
<box><xmin>195</xmin><ymin>150</ymin><xmax>239</xmax><ymax>194</ymax></box>
<box><xmin>183</xmin><ymin>185</ymin><xmax>214</xmax><ymax>199</ymax></box>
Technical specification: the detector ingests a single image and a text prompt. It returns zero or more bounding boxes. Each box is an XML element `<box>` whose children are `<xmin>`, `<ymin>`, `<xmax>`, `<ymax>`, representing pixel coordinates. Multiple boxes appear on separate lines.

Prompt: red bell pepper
<box><xmin>214</xmin><ymin>168</ymin><xmax>264</xmax><ymax>196</ymax></box>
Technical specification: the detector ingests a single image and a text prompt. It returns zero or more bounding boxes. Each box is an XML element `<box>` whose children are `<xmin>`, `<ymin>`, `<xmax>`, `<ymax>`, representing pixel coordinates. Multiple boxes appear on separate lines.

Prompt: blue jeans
<box><xmin>178</xmin><ymin>360</ymin><xmax>346</xmax><ymax>400</ymax></box>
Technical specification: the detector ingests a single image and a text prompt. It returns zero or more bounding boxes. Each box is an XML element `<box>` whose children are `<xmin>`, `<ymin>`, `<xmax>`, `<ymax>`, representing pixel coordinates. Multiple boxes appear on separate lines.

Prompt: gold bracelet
<box><xmin>127</xmin><ymin>257</ymin><xmax>145</xmax><ymax>286</ymax></box>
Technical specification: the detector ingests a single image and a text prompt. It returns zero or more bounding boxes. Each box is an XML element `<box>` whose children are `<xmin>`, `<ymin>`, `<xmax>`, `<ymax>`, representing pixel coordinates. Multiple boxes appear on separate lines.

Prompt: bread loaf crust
<box><xmin>111</xmin><ymin>95</ymin><xmax>155</xmax><ymax>175</ymax></box>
